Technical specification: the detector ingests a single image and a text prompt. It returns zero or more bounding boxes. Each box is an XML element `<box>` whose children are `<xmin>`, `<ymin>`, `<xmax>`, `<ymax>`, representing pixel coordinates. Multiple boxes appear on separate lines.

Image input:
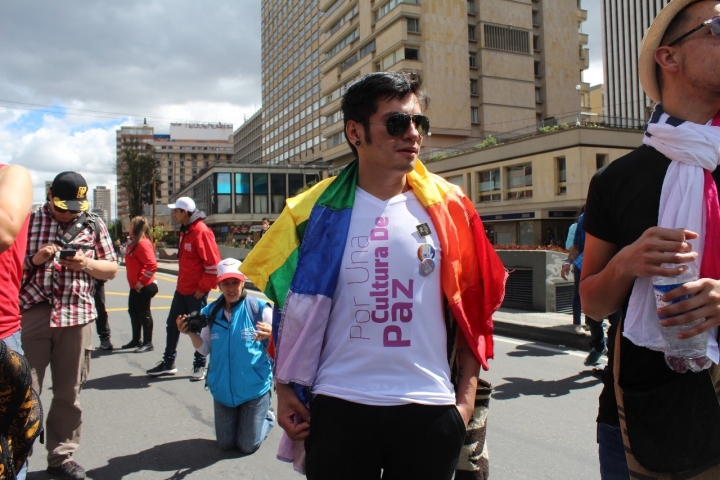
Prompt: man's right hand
<box><xmin>616</xmin><ymin>227</ymin><xmax>698</xmax><ymax>279</ymax></box>
<box><xmin>276</xmin><ymin>382</ymin><xmax>310</xmax><ymax>441</ymax></box>
<box><xmin>561</xmin><ymin>263</ymin><xmax>571</xmax><ymax>280</ymax></box>
<box><xmin>33</xmin><ymin>244</ymin><xmax>59</xmax><ymax>265</ymax></box>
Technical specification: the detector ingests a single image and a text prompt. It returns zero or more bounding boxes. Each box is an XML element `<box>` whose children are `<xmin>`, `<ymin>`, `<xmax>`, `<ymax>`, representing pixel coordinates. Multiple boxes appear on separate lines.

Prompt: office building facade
<box><xmin>233</xmin><ymin>109</ymin><xmax>264</xmax><ymax>164</ymax></box>
<box><xmin>601</xmin><ymin>0</ymin><xmax>670</xmax><ymax>127</ymax></box>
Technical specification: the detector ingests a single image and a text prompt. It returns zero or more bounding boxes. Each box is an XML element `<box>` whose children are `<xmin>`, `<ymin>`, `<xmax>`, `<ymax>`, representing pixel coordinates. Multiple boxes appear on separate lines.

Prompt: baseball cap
<box><xmin>217</xmin><ymin>258</ymin><xmax>246</xmax><ymax>283</ymax></box>
<box><xmin>50</xmin><ymin>172</ymin><xmax>89</xmax><ymax>212</ymax></box>
<box><xmin>168</xmin><ymin>197</ymin><xmax>195</xmax><ymax>212</ymax></box>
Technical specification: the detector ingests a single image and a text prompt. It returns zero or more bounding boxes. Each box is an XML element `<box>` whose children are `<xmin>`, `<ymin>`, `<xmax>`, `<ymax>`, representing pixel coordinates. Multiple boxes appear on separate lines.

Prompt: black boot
<box><xmin>122</xmin><ymin>312</ymin><xmax>142</xmax><ymax>349</ymax></box>
<box><xmin>135</xmin><ymin>311</ymin><xmax>154</xmax><ymax>353</ymax></box>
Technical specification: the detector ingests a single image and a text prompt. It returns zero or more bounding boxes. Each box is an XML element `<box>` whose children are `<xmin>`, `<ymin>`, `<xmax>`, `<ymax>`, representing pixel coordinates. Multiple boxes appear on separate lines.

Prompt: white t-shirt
<box><xmin>313</xmin><ymin>187</ymin><xmax>455</xmax><ymax>406</ymax></box>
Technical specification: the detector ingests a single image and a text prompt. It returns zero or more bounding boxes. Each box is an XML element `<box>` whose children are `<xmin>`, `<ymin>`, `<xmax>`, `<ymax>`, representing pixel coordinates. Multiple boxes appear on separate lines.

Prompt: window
<box><xmin>325</xmin><ymin>29</ymin><xmax>359</xmax><ymax>61</ymax></box>
<box><xmin>533</xmin><ymin>35</ymin><xmax>541</xmax><ymax>51</ymax></box>
<box><xmin>214</xmin><ymin>173</ymin><xmax>232</xmax><ymax>214</ymax></box>
<box><xmin>407</xmin><ymin>18</ymin><xmax>420</xmax><ymax>33</ymax></box>
<box><xmin>375</xmin><ymin>0</ymin><xmax>420</xmax><ymax>22</ymax></box>
<box><xmin>532</xmin><ymin>11</ymin><xmax>540</xmax><ymax>26</ymax></box>
<box><xmin>405</xmin><ymin>47</ymin><xmax>419</xmax><ymax>61</ymax></box>
<box><xmin>534</xmin><ymin>61</ymin><xmax>542</xmax><ymax>77</ymax></box>
<box><xmin>470</xmin><ymin>80</ymin><xmax>478</xmax><ymax>95</ymax></box>
<box><xmin>235</xmin><ymin>173</ymin><xmax>250</xmax><ymax>214</ymax></box>
<box><xmin>381</xmin><ymin>46</ymin><xmax>406</xmax><ymax>69</ymax></box>
<box><xmin>467</xmin><ymin>1</ymin><xmax>476</xmax><ymax>14</ymax></box>
<box><xmin>469</xmin><ymin>54</ymin><xmax>477</xmax><ymax>68</ymax></box>
<box><xmin>596</xmin><ymin>154</ymin><xmax>609</xmax><ymax>170</ymax></box>
<box><xmin>506</xmin><ymin>164</ymin><xmax>533</xmax><ymax>199</ymax></box>
<box><xmin>327</xmin><ymin>131</ymin><xmax>345</xmax><ymax>148</ymax></box>
<box><xmin>478</xmin><ymin>169</ymin><xmax>501</xmax><ymax>203</ymax></box>
<box><xmin>468</xmin><ymin>26</ymin><xmax>477</xmax><ymax>41</ymax></box>
<box><xmin>471</xmin><ymin>107</ymin><xmax>479</xmax><ymax>124</ymax></box>
<box><xmin>288</xmin><ymin>173</ymin><xmax>304</xmax><ymax>197</ymax></box>
<box><xmin>535</xmin><ymin>88</ymin><xmax>542</xmax><ymax>103</ymax></box>
<box><xmin>556</xmin><ymin>156</ymin><xmax>567</xmax><ymax>195</ymax></box>
<box><xmin>253</xmin><ymin>173</ymin><xmax>268</xmax><ymax>214</ymax></box>
<box><xmin>484</xmin><ymin>25</ymin><xmax>530</xmax><ymax>54</ymax></box>
<box><xmin>271</xmin><ymin>174</ymin><xmax>286</xmax><ymax>214</ymax></box>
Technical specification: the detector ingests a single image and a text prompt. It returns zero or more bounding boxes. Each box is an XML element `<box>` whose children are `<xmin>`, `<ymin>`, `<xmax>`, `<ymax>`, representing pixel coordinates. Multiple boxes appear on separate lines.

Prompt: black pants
<box><xmin>127</xmin><ymin>283</ymin><xmax>158</xmax><ymax>345</ymax></box>
<box><xmin>305</xmin><ymin>395</ymin><xmax>466</xmax><ymax>480</ymax></box>
<box><xmin>94</xmin><ymin>280</ymin><xmax>110</xmax><ymax>341</ymax></box>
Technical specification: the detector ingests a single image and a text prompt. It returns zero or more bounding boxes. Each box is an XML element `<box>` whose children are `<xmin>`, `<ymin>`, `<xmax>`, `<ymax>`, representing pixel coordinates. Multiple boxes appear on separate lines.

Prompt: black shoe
<box><xmin>146</xmin><ymin>361</ymin><xmax>177</xmax><ymax>376</ymax></box>
<box><xmin>135</xmin><ymin>344</ymin><xmax>154</xmax><ymax>353</ymax></box>
<box><xmin>99</xmin><ymin>339</ymin><xmax>113</xmax><ymax>350</ymax></box>
<box><xmin>47</xmin><ymin>460</ymin><xmax>86</xmax><ymax>479</ymax></box>
<box><xmin>121</xmin><ymin>340</ymin><xmax>142</xmax><ymax>349</ymax></box>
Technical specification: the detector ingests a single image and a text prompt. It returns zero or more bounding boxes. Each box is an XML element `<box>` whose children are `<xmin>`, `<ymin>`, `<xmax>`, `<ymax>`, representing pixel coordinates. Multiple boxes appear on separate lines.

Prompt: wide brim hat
<box><xmin>216</xmin><ymin>258</ymin><xmax>246</xmax><ymax>283</ymax></box>
<box><xmin>640</xmin><ymin>0</ymin><xmax>697</xmax><ymax>103</ymax></box>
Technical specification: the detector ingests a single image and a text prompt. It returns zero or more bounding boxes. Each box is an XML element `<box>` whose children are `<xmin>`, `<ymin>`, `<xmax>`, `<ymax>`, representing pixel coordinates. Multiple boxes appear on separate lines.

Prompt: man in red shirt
<box><xmin>146</xmin><ymin>197</ymin><xmax>220</xmax><ymax>381</ymax></box>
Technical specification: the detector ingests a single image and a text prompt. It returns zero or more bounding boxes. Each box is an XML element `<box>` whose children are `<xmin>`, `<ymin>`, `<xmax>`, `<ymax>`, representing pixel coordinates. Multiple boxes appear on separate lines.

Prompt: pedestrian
<box><xmin>260</xmin><ymin>217</ymin><xmax>270</xmax><ymax>237</ymax></box>
<box><xmin>114</xmin><ymin>238</ymin><xmax>122</xmax><ymax>263</ymax></box>
<box><xmin>580</xmin><ymin>1</ymin><xmax>720</xmax><ymax>477</ymax></box>
<box><xmin>20</xmin><ymin>171</ymin><xmax>118</xmax><ymax>480</ymax></box>
<box><xmin>176</xmin><ymin>258</ymin><xmax>275</xmax><ymax>453</ymax></box>
<box><xmin>123</xmin><ymin>216</ymin><xmax>158</xmax><ymax>353</ymax></box>
<box><xmin>561</xmin><ymin>210</ymin><xmax>618</xmax><ymax>365</ymax></box>
<box><xmin>242</xmin><ymin>71</ymin><xmax>507</xmax><ymax>479</ymax></box>
<box><xmin>0</xmin><ymin>163</ymin><xmax>34</xmax><ymax>480</ymax></box>
<box><xmin>146</xmin><ymin>197</ymin><xmax>220</xmax><ymax>381</ymax></box>
<box><xmin>545</xmin><ymin>227</ymin><xmax>557</xmax><ymax>247</ymax></box>
<box><xmin>94</xmin><ymin>279</ymin><xmax>112</xmax><ymax>351</ymax></box>
<box><xmin>562</xmin><ymin>207</ymin><xmax>587</xmax><ymax>336</ymax></box>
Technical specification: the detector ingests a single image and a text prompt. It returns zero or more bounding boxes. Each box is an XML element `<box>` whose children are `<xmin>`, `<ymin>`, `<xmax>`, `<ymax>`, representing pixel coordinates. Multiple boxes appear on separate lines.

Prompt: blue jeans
<box><xmin>598</xmin><ymin>422</ymin><xmax>630</xmax><ymax>479</ymax></box>
<box><xmin>213</xmin><ymin>391</ymin><xmax>274</xmax><ymax>454</ymax></box>
<box><xmin>163</xmin><ymin>291</ymin><xmax>207</xmax><ymax>367</ymax></box>
<box><xmin>3</xmin><ymin>330</ymin><xmax>27</xmax><ymax>480</ymax></box>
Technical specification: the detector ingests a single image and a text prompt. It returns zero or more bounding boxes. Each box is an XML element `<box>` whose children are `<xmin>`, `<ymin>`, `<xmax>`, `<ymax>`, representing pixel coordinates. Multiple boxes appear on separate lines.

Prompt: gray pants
<box><xmin>21</xmin><ymin>303</ymin><xmax>93</xmax><ymax>467</ymax></box>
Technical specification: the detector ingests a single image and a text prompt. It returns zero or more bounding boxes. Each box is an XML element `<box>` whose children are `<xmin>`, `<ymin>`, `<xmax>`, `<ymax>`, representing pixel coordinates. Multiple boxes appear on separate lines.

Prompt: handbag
<box><xmin>613</xmin><ymin>326</ymin><xmax>720</xmax><ymax>478</ymax></box>
<box><xmin>455</xmin><ymin>379</ymin><xmax>492</xmax><ymax>480</ymax></box>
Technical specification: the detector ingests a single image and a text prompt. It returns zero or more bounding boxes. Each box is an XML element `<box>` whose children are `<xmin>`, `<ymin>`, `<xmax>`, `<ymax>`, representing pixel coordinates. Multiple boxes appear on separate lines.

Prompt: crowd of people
<box><xmin>3</xmin><ymin>3</ymin><xmax>720</xmax><ymax>479</ymax></box>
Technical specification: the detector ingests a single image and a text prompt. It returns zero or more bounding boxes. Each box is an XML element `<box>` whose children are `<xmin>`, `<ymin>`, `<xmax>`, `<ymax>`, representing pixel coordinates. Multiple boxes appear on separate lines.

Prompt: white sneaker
<box><xmin>191</xmin><ymin>366</ymin><xmax>206</xmax><ymax>381</ymax></box>
<box><xmin>575</xmin><ymin>325</ymin><xmax>588</xmax><ymax>336</ymax></box>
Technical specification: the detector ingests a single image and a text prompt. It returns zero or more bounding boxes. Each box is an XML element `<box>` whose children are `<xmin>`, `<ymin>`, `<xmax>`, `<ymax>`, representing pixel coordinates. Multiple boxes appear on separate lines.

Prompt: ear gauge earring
<box><xmin>355</xmin><ymin>140</ymin><xmax>361</xmax><ymax>146</ymax></box>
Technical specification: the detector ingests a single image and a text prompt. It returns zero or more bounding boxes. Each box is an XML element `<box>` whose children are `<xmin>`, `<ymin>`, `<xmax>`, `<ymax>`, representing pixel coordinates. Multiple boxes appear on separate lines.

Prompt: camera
<box><xmin>184</xmin><ymin>311</ymin><xmax>208</xmax><ymax>334</ymax></box>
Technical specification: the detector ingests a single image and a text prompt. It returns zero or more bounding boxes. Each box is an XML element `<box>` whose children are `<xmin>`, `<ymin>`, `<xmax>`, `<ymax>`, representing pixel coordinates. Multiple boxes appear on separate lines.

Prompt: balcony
<box><xmin>578</xmin><ymin>32</ymin><xmax>588</xmax><ymax>46</ymax></box>
<box><xmin>577</xmin><ymin>8</ymin><xmax>587</xmax><ymax>22</ymax></box>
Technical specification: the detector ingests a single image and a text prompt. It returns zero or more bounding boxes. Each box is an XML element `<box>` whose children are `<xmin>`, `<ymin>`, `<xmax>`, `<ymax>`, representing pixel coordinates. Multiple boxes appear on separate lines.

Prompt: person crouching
<box><xmin>177</xmin><ymin>258</ymin><xmax>275</xmax><ymax>453</ymax></box>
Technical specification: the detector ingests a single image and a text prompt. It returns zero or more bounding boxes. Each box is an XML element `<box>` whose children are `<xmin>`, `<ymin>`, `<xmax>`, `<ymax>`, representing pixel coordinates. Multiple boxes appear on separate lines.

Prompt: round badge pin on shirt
<box><xmin>417</xmin><ymin>244</ymin><xmax>435</xmax><ymax>261</ymax></box>
<box><xmin>419</xmin><ymin>258</ymin><xmax>435</xmax><ymax>276</ymax></box>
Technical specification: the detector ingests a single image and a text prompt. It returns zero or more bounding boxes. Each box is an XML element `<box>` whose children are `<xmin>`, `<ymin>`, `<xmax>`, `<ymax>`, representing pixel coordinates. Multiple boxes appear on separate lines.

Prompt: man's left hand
<box><xmin>657</xmin><ymin>277</ymin><xmax>720</xmax><ymax>339</ymax></box>
<box><xmin>193</xmin><ymin>290</ymin><xmax>205</xmax><ymax>299</ymax></box>
<box><xmin>59</xmin><ymin>250</ymin><xmax>87</xmax><ymax>272</ymax></box>
<box><xmin>455</xmin><ymin>403</ymin><xmax>472</xmax><ymax>427</ymax></box>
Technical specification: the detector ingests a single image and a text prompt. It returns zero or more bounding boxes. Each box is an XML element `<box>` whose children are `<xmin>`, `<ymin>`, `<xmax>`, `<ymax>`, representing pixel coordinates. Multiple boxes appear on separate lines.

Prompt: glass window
<box><xmin>506</xmin><ymin>164</ymin><xmax>532</xmax><ymax>199</ymax></box>
<box><xmin>271</xmin><ymin>174</ymin><xmax>286</xmax><ymax>214</ymax></box>
<box><xmin>214</xmin><ymin>173</ymin><xmax>232</xmax><ymax>214</ymax></box>
<box><xmin>288</xmin><ymin>173</ymin><xmax>304</xmax><ymax>197</ymax></box>
<box><xmin>478</xmin><ymin>169</ymin><xmax>501</xmax><ymax>203</ymax></box>
<box><xmin>235</xmin><ymin>173</ymin><xmax>250</xmax><ymax>214</ymax></box>
<box><xmin>253</xmin><ymin>173</ymin><xmax>268</xmax><ymax>214</ymax></box>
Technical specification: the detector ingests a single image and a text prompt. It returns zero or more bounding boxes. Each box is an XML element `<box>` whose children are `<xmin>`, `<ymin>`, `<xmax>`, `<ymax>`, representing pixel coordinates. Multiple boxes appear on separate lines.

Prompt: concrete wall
<box><xmin>496</xmin><ymin>249</ymin><xmax>571</xmax><ymax>312</ymax></box>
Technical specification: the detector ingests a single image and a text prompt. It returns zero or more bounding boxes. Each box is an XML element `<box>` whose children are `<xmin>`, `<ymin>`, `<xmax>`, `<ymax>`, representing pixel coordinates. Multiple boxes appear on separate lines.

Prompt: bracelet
<box><xmin>81</xmin><ymin>259</ymin><xmax>94</xmax><ymax>271</ymax></box>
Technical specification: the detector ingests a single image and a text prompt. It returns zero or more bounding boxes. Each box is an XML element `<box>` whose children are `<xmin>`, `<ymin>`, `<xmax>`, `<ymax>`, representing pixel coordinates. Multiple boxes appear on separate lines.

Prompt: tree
<box><xmin>117</xmin><ymin>139</ymin><xmax>159</xmax><ymax>218</ymax></box>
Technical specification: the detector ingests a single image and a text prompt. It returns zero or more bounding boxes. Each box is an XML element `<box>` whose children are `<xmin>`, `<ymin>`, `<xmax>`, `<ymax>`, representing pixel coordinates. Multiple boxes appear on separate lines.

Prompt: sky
<box><xmin>0</xmin><ymin>0</ymin><xmax>603</xmax><ymax>219</ymax></box>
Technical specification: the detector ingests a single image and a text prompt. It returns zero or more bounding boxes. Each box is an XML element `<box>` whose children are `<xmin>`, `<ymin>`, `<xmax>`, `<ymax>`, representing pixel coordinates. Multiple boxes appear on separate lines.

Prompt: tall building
<box><xmin>601</xmin><ymin>0</ymin><xmax>670</xmax><ymax>127</ymax></box>
<box><xmin>116</xmin><ymin>123</ymin><xmax>234</xmax><ymax>221</ymax></box>
<box><xmin>261</xmin><ymin>0</ymin><xmax>587</xmax><ymax>167</ymax></box>
<box><xmin>261</xmin><ymin>0</ymin><xmax>324</xmax><ymax>166</ymax></box>
<box><xmin>233</xmin><ymin>109</ymin><xmax>264</xmax><ymax>164</ymax></box>
<box><xmin>93</xmin><ymin>186</ymin><xmax>111</xmax><ymax>216</ymax></box>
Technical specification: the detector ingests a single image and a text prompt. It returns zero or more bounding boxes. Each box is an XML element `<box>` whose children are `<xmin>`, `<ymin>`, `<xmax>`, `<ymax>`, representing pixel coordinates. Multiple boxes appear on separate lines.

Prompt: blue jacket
<box><xmin>201</xmin><ymin>296</ymin><xmax>273</xmax><ymax>408</ymax></box>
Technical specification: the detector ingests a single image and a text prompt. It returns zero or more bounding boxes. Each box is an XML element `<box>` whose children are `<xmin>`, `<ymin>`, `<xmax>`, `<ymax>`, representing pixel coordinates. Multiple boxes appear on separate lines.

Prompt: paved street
<box><xmin>26</xmin><ymin>268</ymin><xmax>604</xmax><ymax>479</ymax></box>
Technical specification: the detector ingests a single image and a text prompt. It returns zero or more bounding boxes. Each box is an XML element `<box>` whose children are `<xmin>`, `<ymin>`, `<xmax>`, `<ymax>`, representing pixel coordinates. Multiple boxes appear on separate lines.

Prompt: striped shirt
<box><xmin>20</xmin><ymin>204</ymin><xmax>117</xmax><ymax>327</ymax></box>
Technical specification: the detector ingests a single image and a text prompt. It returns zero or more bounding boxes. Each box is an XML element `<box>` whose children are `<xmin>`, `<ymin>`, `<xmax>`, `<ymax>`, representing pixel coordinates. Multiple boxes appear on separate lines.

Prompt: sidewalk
<box><xmin>153</xmin><ymin>260</ymin><xmax>591</xmax><ymax>351</ymax></box>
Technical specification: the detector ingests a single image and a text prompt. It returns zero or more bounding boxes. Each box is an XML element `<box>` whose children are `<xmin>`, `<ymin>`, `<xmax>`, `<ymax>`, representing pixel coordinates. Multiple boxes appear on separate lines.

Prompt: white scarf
<box><xmin>627</xmin><ymin>104</ymin><xmax>720</xmax><ymax>362</ymax></box>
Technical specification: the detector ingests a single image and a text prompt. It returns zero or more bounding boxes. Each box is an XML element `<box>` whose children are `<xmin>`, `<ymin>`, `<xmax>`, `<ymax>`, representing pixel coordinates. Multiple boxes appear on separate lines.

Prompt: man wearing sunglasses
<box><xmin>579</xmin><ymin>1</ymin><xmax>720</xmax><ymax>477</ymax></box>
<box><xmin>242</xmin><ymin>72</ymin><xmax>506</xmax><ymax>479</ymax></box>
<box><xmin>20</xmin><ymin>171</ymin><xmax>117</xmax><ymax>480</ymax></box>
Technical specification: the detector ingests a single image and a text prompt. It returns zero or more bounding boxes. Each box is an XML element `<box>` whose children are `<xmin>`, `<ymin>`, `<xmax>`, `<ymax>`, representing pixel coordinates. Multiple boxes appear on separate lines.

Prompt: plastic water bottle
<box><xmin>653</xmin><ymin>262</ymin><xmax>711</xmax><ymax>373</ymax></box>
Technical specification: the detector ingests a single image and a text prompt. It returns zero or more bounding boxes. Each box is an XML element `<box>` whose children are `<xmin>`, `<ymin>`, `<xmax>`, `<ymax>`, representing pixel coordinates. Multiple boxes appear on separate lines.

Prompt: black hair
<box><xmin>341</xmin><ymin>71</ymin><xmax>430</xmax><ymax>158</ymax></box>
<box><xmin>657</xmin><ymin>0</ymin><xmax>701</xmax><ymax>91</ymax></box>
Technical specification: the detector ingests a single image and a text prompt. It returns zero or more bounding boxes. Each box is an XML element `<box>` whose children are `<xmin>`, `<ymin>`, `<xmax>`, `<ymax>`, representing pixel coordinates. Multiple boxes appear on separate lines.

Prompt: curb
<box><xmin>494</xmin><ymin>320</ymin><xmax>592</xmax><ymax>351</ymax></box>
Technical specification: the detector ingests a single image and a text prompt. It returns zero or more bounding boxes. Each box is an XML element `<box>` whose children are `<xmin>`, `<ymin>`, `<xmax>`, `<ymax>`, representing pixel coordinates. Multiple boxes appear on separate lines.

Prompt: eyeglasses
<box><xmin>368</xmin><ymin>113</ymin><xmax>430</xmax><ymax>137</ymax></box>
<box><xmin>668</xmin><ymin>16</ymin><xmax>720</xmax><ymax>46</ymax></box>
<box><xmin>54</xmin><ymin>206</ymin><xmax>81</xmax><ymax>214</ymax></box>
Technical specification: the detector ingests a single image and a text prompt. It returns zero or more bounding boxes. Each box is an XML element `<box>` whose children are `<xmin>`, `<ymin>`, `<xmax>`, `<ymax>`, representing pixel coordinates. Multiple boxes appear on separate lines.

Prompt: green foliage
<box><xmin>475</xmin><ymin>135</ymin><xmax>498</xmax><ymax>149</ymax></box>
<box><xmin>162</xmin><ymin>233</ymin><xmax>179</xmax><ymax>247</ymax></box>
<box><xmin>117</xmin><ymin>139</ymin><xmax>160</xmax><ymax>218</ymax></box>
<box><xmin>150</xmin><ymin>225</ymin><xmax>166</xmax><ymax>243</ymax></box>
<box><xmin>428</xmin><ymin>152</ymin><xmax>449</xmax><ymax>161</ymax></box>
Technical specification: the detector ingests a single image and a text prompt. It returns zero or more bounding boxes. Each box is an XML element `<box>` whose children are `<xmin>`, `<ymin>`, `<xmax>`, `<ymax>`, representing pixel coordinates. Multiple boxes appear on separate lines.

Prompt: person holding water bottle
<box><xmin>578</xmin><ymin>1</ymin><xmax>720</xmax><ymax>477</ymax></box>
<box><xmin>177</xmin><ymin>258</ymin><xmax>275</xmax><ymax>453</ymax></box>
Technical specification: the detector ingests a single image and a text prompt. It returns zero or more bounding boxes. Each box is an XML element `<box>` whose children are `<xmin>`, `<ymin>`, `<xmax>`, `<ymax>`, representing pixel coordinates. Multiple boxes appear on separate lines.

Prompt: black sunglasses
<box><xmin>55</xmin><ymin>206</ymin><xmax>81</xmax><ymax>214</ymax></box>
<box><xmin>369</xmin><ymin>113</ymin><xmax>430</xmax><ymax>137</ymax></box>
<box><xmin>668</xmin><ymin>15</ymin><xmax>720</xmax><ymax>46</ymax></box>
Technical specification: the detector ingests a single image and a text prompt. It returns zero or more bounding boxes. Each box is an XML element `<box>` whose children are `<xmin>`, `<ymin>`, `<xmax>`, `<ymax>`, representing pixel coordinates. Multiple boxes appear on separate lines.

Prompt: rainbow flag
<box><xmin>242</xmin><ymin>159</ymin><xmax>506</xmax><ymax>386</ymax></box>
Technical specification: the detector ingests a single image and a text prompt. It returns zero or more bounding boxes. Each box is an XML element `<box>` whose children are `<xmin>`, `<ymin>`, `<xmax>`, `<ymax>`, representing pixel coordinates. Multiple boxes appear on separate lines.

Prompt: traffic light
<box><xmin>141</xmin><ymin>183</ymin><xmax>152</xmax><ymax>204</ymax></box>
<box><xmin>154</xmin><ymin>180</ymin><xmax>163</xmax><ymax>204</ymax></box>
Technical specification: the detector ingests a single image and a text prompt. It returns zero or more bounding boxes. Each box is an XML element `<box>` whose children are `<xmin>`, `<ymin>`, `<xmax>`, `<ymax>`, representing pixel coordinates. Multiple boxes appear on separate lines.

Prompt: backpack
<box><xmin>0</xmin><ymin>340</ymin><xmax>43</xmax><ymax>480</ymax></box>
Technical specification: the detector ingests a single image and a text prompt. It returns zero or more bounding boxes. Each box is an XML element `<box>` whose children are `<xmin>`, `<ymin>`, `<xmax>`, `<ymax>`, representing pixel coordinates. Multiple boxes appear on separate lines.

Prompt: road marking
<box><xmin>495</xmin><ymin>335</ymin><xmax>607</xmax><ymax>364</ymax></box>
<box><xmin>106</xmin><ymin>297</ymin><xmax>220</xmax><ymax>313</ymax></box>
